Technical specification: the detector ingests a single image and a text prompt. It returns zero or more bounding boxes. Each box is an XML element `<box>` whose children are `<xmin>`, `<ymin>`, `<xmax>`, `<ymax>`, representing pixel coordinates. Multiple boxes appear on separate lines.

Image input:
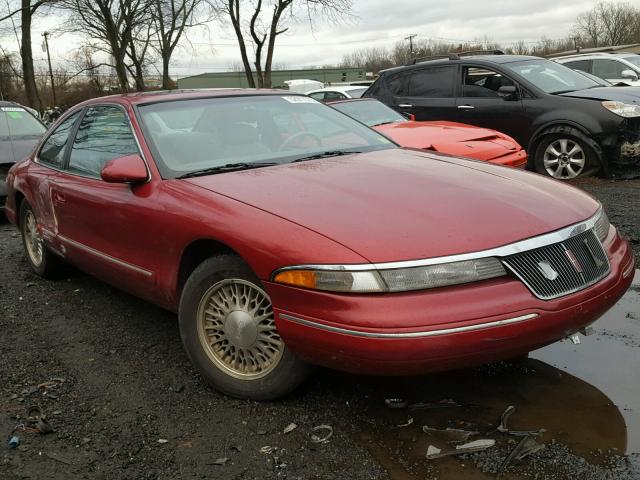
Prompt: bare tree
<box><xmin>217</xmin><ymin>0</ymin><xmax>353</xmax><ymax>88</ymax></box>
<box><xmin>60</xmin><ymin>0</ymin><xmax>152</xmax><ymax>92</ymax></box>
<box><xmin>151</xmin><ymin>0</ymin><xmax>212</xmax><ymax>89</ymax></box>
<box><xmin>0</xmin><ymin>0</ymin><xmax>57</xmax><ymax>109</ymax></box>
<box><xmin>575</xmin><ymin>2</ymin><xmax>639</xmax><ymax>47</ymax></box>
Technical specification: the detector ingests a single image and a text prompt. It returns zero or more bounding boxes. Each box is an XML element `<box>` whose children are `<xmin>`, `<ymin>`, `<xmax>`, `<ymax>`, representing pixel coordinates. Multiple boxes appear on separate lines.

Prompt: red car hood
<box><xmin>374</xmin><ymin>121</ymin><xmax>521</xmax><ymax>161</ymax></box>
<box><xmin>185</xmin><ymin>149</ymin><xmax>599</xmax><ymax>263</ymax></box>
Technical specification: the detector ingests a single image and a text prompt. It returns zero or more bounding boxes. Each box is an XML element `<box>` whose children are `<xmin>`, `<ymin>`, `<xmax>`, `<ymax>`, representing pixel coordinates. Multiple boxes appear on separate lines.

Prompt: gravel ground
<box><xmin>1</xmin><ymin>177</ymin><xmax>639</xmax><ymax>480</ymax></box>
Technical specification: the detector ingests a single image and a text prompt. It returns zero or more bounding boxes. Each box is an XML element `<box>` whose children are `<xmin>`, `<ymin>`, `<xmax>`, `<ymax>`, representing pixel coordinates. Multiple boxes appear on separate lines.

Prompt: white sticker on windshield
<box><xmin>281</xmin><ymin>96</ymin><xmax>319</xmax><ymax>104</ymax></box>
<box><xmin>1</xmin><ymin>107</ymin><xmax>26</xmax><ymax>112</ymax></box>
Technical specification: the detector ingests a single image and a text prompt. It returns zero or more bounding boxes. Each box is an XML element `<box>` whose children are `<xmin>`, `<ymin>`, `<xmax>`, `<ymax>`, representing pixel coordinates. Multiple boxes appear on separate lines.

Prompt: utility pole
<box><xmin>405</xmin><ymin>34</ymin><xmax>417</xmax><ymax>57</ymax></box>
<box><xmin>573</xmin><ymin>37</ymin><xmax>581</xmax><ymax>53</ymax></box>
<box><xmin>42</xmin><ymin>32</ymin><xmax>57</xmax><ymax>106</ymax></box>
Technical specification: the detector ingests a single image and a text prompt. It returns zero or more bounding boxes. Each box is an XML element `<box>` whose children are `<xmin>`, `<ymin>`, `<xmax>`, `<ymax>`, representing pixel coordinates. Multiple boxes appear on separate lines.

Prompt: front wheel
<box><xmin>178</xmin><ymin>255</ymin><xmax>310</xmax><ymax>400</ymax></box>
<box><xmin>534</xmin><ymin>132</ymin><xmax>599</xmax><ymax>180</ymax></box>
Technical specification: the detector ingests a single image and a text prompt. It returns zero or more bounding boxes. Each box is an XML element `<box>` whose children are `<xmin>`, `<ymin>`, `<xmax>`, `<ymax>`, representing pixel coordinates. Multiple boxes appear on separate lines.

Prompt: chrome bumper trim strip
<box><xmin>279</xmin><ymin>313</ymin><xmax>539</xmax><ymax>339</ymax></box>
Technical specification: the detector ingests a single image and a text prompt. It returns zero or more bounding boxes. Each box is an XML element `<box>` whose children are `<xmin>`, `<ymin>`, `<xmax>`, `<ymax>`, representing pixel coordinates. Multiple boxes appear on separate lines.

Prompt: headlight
<box><xmin>601</xmin><ymin>101</ymin><xmax>640</xmax><ymax>118</ymax></box>
<box><xmin>272</xmin><ymin>257</ymin><xmax>506</xmax><ymax>293</ymax></box>
<box><xmin>593</xmin><ymin>207</ymin><xmax>610</xmax><ymax>242</ymax></box>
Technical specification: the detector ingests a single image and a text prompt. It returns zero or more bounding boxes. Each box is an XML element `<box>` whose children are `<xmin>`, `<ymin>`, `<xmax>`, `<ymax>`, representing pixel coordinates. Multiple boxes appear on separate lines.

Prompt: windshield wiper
<box><xmin>291</xmin><ymin>150</ymin><xmax>361</xmax><ymax>163</ymax></box>
<box><xmin>177</xmin><ymin>162</ymin><xmax>278</xmax><ymax>179</ymax></box>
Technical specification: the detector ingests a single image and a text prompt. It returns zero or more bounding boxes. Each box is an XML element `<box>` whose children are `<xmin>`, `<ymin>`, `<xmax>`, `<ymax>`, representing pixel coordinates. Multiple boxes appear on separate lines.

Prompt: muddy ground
<box><xmin>0</xmin><ymin>177</ymin><xmax>639</xmax><ymax>480</ymax></box>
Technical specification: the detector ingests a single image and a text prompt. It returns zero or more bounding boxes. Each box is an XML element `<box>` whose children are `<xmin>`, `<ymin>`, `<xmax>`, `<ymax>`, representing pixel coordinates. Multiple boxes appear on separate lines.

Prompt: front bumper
<box><xmin>267</xmin><ymin>229</ymin><xmax>634</xmax><ymax>375</ymax></box>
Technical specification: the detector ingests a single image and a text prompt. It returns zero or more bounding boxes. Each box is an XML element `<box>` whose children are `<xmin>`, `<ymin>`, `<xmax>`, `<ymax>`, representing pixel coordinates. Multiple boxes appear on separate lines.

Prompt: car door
<box><xmin>27</xmin><ymin>111</ymin><xmax>82</xmax><ymax>253</ymax></box>
<box><xmin>455</xmin><ymin>65</ymin><xmax>529</xmax><ymax>146</ymax></box>
<box><xmin>51</xmin><ymin>104</ymin><xmax>157</xmax><ymax>297</ymax></box>
<box><xmin>390</xmin><ymin>65</ymin><xmax>459</xmax><ymax>121</ymax></box>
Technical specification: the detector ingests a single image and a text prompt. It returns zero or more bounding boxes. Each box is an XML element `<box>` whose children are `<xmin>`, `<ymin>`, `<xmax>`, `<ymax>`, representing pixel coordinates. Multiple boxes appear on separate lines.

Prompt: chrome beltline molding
<box><xmin>279</xmin><ymin>313</ymin><xmax>539</xmax><ymax>338</ymax></box>
<box><xmin>272</xmin><ymin>207</ymin><xmax>602</xmax><ymax>276</ymax></box>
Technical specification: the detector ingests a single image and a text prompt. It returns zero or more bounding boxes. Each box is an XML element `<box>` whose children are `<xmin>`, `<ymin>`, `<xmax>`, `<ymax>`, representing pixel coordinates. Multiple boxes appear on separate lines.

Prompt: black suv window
<box><xmin>408</xmin><ymin>66</ymin><xmax>456</xmax><ymax>97</ymax></box>
<box><xmin>463</xmin><ymin>67</ymin><xmax>515</xmax><ymax>97</ymax></box>
<box><xmin>387</xmin><ymin>73</ymin><xmax>409</xmax><ymax>96</ymax></box>
<box><xmin>38</xmin><ymin>111</ymin><xmax>81</xmax><ymax>168</ymax></box>
<box><xmin>68</xmin><ymin>105</ymin><xmax>139</xmax><ymax>178</ymax></box>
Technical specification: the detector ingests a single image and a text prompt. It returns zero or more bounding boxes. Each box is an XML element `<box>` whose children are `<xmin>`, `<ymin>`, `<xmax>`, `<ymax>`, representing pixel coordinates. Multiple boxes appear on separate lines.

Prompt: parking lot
<box><xmin>1</xmin><ymin>177</ymin><xmax>638</xmax><ymax>480</ymax></box>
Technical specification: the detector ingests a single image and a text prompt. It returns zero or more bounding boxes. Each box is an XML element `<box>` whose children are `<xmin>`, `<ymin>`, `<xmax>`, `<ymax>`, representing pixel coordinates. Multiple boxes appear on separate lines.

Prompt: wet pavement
<box><xmin>336</xmin><ymin>270</ymin><xmax>640</xmax><ymax>479</ymax></box>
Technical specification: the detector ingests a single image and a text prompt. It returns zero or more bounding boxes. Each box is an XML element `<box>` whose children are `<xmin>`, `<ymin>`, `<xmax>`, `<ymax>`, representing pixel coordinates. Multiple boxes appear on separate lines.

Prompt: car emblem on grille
<box><xmin>564</xmin><ymin>249</ymin><xmax>583</xmax><ymax>273</ymax></box>
<box><xmin>537</xmin><ymin>261</ymin><xmax>559</xmax><ymax>281</ymax></box>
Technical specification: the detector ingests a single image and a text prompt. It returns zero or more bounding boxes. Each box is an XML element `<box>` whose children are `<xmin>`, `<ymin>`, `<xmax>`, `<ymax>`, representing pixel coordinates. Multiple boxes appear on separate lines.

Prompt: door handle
<box><xmin>53</xmin><ymin>192</ymin><xmax>66</xmax><ymax>205</ymax></box>
<box><xmin>457</xmin><ymin>105</ymin><xmax>475</xmax><ymax>110</ymax></box>
<box><xmin>398</xmin><ymin>104</ymin><xmax>413</xmax><ymax>108</ymax></box>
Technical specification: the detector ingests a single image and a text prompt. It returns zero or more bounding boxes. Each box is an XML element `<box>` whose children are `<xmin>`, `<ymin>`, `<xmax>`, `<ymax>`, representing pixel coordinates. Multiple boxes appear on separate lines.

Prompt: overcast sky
<box><xmin>6</xmin><ymin>0</ymin><xmax>600</xmax><ymax>77</ymax></box>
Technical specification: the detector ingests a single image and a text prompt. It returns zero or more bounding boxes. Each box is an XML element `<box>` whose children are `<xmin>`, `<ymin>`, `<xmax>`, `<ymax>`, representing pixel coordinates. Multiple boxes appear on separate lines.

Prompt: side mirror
<box><xmin>100</xmin><ymin>154</ymin><xmax>149</xmax><ymax>184</ymax></box>
<box><xmin>497</xmin><ymin>85</ymin><xmax>518</xmax><ymax>100</ymax></box>
<box><xmin>621</xmin><ymin>69</ymin><xmax>639</xmax><ymax>81</ymax></box>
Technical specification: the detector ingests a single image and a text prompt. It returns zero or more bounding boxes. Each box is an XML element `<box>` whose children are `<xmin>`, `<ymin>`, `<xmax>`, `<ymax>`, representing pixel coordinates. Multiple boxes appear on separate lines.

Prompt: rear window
<box><xmin>0</xmin><ymin>107</ymin><xmax>46</xmax><ymax>136</ymax></box>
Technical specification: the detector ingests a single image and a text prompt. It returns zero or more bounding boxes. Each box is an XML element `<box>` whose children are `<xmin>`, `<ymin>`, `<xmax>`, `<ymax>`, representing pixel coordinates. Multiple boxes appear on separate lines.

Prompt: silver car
<box><xmin>0</xmin><ymin>102</ymin><xmax>46</xmax><ymax>213</ymax></box>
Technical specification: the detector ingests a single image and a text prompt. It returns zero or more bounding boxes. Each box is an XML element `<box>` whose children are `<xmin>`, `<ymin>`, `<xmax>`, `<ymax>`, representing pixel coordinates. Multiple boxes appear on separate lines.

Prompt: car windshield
<box><xmin>504</xmin><ymin>59</ymin><xmax>600</xmax><ymax>94</ymax></box>
<box><xmin>621</xmin><ymin>55</ymin><xmax>640</xmax><ymax>68</ymax></box>
<box><xmin>137</xmin><ymin>94</ymin><xmax>395</xmax><ymax>179</ymax></box>
<box><xmin>0</xmin><ymin>107</ymin><xmax>46</xmax><ymax>136</ymax></box>
<box><xmin>331</xmin><ymin>99</ymin><xmax>407</xmax><ymax>127</ymax></box>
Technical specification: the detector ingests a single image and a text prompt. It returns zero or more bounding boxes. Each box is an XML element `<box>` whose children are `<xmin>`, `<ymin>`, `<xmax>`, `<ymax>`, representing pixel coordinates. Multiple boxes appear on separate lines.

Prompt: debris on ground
<box><xmin>211</xmin><ymin>457</ymin><xmax>230</xmax><ymax>466</ymax></box>
<box><xmin>499</xmin><ymin>435</ymin><xmax>545</xmax><ymax>472</ymax></box>
<box><xmin>260</xmin><ymin>446</ymin><xmax>275</xmax><ymax>454</ymax></box>
<box><xmin>422</xmin><ymin>425</ymin><xmax>479</xmax><ymax>443</ymax></box>
<box><xmin>157</xmin><ymin>438</ymin><xmax>169</xmax><ymax>444</ymax></box>
<box><xmin>384</xmin><ymin>398</ymin><xmax>407</xmax><ymax>409</ymax></box>
<box><xmin>497</xmin><ymin>405</ymin><xmax>546</xmax><ymax>436</ymax></box>
<box><xmin>283</xmin><ymin>423</ymin><xmax>297</xmax><ymax>434</ymax></box>
<box><xmin>397</xmin><ymin>418</ymin><xmax>413</xmax><ymax>428</ymax></box>
<box><xmin>7</xmin><ymin>436</ymin><xmax>20</xmax><ymax>449</ymax></box>
<box><xmin>426</xmin><ymin>439</ymin><xmax>495</xmax><ymax>459</ymax></box>
<box><xmin>408</xmin><ymin>399</ymin><xmax>461</xmax><ymax>410</ymax></box>
<box><xmin>311</xmin><ymin>425</ymin><xmax>333</xmax><ymax>444</ymax></box>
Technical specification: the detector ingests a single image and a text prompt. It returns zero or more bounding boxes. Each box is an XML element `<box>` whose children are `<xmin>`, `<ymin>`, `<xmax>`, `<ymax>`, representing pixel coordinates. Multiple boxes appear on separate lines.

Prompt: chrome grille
<box><xmin>502</xmin><ymin>230</ymin><xmax>610</xmax><ymax>300</ymax></box>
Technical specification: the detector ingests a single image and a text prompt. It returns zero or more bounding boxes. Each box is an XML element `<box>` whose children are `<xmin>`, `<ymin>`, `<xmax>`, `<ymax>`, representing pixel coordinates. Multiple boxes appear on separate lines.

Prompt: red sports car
<box><xmin>5</xmin><ymin>90</ymin><xmax>634</xmax><ymax>400</ymax></box>
<box><xmin>330</xmin><ymin>98</ymin><xmax>527</xmax><ymax>168</ymax></box>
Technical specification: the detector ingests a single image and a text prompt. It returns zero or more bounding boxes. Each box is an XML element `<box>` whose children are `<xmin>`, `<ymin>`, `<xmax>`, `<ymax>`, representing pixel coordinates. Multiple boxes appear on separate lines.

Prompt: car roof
<box><xmin>555</xmin><ymin>53</ymin><xmax>638</xmax><ymax>61</ymax></box>
<box><xmin>307</xmin><ymin>86</ymin><xmax>368</xmax><ymax>94</ymax></box>
<box><xmin>379</xmin><ymin>55</ymin><xmax>540</xmax><ymax>75</ymax></box>
<box><xmin>76</xmin><ymin>88</ymin><xmax>301</xmax><ymax>107</ymax></box>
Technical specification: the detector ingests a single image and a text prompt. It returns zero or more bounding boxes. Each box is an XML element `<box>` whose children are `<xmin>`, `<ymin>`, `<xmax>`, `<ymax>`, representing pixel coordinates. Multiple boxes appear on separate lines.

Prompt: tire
<box><xmin>178</xmin><ymin>254</ymin><xmax>311</xmax><ymax>400</ymax></box>
<box><xmin>534</xmin><ymin>130</ymin><xmax>600</xmax><ymax>180</ymax></box>
<box><xmin>19</xmin><ymin>201</ymin><xmax>67</xmax><ymax>278</ymax></box>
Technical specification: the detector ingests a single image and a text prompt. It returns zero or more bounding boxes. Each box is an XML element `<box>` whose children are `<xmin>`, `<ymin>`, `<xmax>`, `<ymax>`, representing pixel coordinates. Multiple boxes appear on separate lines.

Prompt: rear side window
<box><xmin>324</xmin><ymin>91</ymin><xmax>347</xmax><ymax>102</ymax></box>
<box><xmin>309</xmin><ymin>92</ymin><xmax>325</xmax><ymax>102</ymax></box>
<box><xmin>409</xmin><ymin>66</ymin><xmax>456</xmax><ymax>97</ymax></box>
<box><xmin>387</xmin><ymin>74</ymin><xmax>409</xmax><ymax>96</ymax></box>
<box><xmin>38</xmin><ymin>112</ymin><xmax>81</xmax><ymax>168</ymax></box>
<box><xmin>68</xmin><ymin>105</ymin><xmax>139</xmax><ymax>178</ymax></box>
<box><xmin>563</xmin><ymin>59</ymin><xmax>592</xmax><ymax>74</ymax></box>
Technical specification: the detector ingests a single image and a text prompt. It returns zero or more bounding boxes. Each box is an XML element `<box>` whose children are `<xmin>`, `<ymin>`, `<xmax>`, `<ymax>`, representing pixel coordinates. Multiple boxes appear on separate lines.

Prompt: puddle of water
<box><xmin>325</xmin><ymin>270</ymin><xmax>640</xmax><ymax>479</ymax></box>
<box><xmin>532</xmin><ymin>269</ymin><xmax>640</xmax><ymax>454</ymax></box>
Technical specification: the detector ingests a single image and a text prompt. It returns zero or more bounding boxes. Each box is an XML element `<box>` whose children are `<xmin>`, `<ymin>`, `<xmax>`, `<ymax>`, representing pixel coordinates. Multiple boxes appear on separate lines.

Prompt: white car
<box><xmin>307</xmin><ymin>85</ymin><xmax>369</xmax><ymax>102</ymax></box>
<box><xmin>554</xmin><ymin>53</ymin><xmax>640</xmax><ymax>86</ymax></box>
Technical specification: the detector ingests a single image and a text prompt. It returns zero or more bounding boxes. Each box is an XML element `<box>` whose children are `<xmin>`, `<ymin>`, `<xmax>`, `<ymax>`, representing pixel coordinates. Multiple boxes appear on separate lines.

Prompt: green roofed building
<box><xmin>177</xmin><ymin>67</ymin><xmax>366</xmax><ymax>89</ymax></box>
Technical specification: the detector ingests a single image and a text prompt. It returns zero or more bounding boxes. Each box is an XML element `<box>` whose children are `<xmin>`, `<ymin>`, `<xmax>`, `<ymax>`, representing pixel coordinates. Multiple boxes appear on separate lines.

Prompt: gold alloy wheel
<box><xmin>197</xmin><ymin>279</ymin><xmax>284</xmax><ymax>380</ymax></box>
<box><xmin>24</xmin><ymin>210</ymin><xmax>43</xmax><ymax>267</ymax></box>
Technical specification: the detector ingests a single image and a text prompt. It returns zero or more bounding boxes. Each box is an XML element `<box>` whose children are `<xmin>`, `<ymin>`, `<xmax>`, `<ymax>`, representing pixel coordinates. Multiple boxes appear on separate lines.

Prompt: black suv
<box><xmin>364</xmin><ymin>53</ymin><xmax>640</xmax><ymax>179</ymax></box>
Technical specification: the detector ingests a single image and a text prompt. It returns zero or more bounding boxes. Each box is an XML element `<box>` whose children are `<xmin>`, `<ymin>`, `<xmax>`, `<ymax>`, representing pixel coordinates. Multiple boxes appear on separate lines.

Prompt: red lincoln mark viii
<box><xmin>5</xmin><ymin>90</ymin><xmax>634</xmax><ymax>400</ymax></box>
<box><xmin>329</xmin><ymin>98</ymin><xmax>528</xmax><ymax>168</ymax></box>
